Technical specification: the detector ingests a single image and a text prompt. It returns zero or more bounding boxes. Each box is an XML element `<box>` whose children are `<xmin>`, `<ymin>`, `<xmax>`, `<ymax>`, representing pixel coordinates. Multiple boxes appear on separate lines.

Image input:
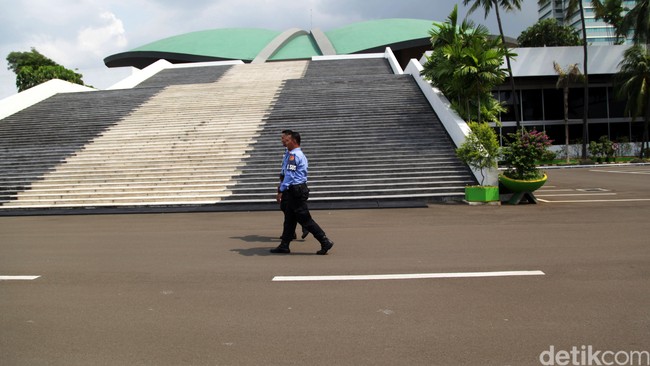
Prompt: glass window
<box><xmin>498</xmin><ymin>90</ymin><xmax>516</xmax><ymax>122</ymax></box>
<box><xmin>521</xmin><ymin>89</ymin><xmax>543</xmax><ymax>121</ymax></box>
<box><xmin>543</xmin><ymin>89</ymin><xmax>564</xmax><ymax>120</ymax></box>
<box><xmin>546</xmin><ymin>124</ymin><xmax>584</xmax><ymax>146</ymax></box>
<box><xmin>500</xmin><ymin>126</ymin><xmax>517</xmax><ymax>146</ymax></box>
<box><xmin>608</xmin><ymin>87</ymin><xmax>627</xmax><ymax>118</ymax></box>
<box><xmin>588</xmin><ymin>123</ymin><xmax>609</xmax><ymax>142</ymax></box>
<box><xmin>568</xmin><ymin>87</ymin><xmax>585</xmax><ymax>119</ymax></box>
<box><xmin>545</xmin><ymin>124</ymin><xmax>565</xmax><ymax>145</ymax></box>
<box><xmin>589</xmin><ymin>87</ymin><xmax>608</xmax><ymax>118</ymax></box>
<box><xmin>569</xmin><ymin>124</ymin><xmax>585</xmax><ymax>144</ymax></box>
<box><xmin>610</xmin><ymin>121</ymin><xmax>631</xmax><ymax>142</ymax></box>
<box><xmin>631</xmin><ymin>122</ymin><xmax>645</xmax><ymax>142</ymax></box>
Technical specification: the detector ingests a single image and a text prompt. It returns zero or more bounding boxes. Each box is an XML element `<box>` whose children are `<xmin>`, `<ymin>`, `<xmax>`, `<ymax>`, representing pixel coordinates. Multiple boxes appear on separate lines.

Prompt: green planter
<box><xmin>465</xmin><ymin>186</ymin><xmax>499</xmax><ymax>202</ymax></box>
<box><xmin>498</xmin><ymin>174</ymin><xmax>548</xmax><ymax>193</ymax></box>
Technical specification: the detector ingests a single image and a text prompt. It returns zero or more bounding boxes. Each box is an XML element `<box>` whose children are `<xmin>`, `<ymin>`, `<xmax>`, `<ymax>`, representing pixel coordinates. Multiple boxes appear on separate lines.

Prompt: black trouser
<box><xmin>280</xmin><ymin>184</ymin><xmax>326</xmax><ymax>244</ymax></box>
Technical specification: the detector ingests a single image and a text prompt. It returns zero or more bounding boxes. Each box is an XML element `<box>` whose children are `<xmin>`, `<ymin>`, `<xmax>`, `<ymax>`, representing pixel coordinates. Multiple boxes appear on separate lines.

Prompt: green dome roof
<box><xmin>326</xmin><ymin>18</ymin><xmax>436</xmax><ymax>54</ymax></box>
<box><xmin>134</xmin><ymin>28</ymin><xmax>281</xmax><ymax>60</ymax></box>
<box><xmin>104</xmin><ymin>18</ymin><xmax>437</xmax><ymax>69</ymax></box>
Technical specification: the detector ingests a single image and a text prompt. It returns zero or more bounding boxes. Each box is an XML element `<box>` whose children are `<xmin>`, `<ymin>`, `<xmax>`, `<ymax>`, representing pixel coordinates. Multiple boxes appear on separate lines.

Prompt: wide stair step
<box><xmin>0</xmin><ymin>58</ymin><xmax>474</xmax><ymax>213</ymax></box>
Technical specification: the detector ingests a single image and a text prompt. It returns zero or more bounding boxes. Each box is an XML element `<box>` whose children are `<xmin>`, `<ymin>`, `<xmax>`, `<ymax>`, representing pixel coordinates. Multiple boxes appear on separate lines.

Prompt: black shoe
<box><xmin>301</xmin><ymin>228</ymin><xmax>310</xmax><ymax>239</ymax></box>
<box><xmin>316</xmin><ymin>239</ymin><xmax>334</xmax><ymax>255</ymax></box>
<box><xmin>270</xmin><ymin>243</ymin><xmax>291</xmax><ymax>254</ymax></box>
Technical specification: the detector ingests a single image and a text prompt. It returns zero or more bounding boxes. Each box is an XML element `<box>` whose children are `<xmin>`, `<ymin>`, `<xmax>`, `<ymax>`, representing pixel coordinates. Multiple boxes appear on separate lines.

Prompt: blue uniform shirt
<box><xmin>280</xmin><ymin>148</ymin><xmax>308</xmax><ymax>192</ymax></box>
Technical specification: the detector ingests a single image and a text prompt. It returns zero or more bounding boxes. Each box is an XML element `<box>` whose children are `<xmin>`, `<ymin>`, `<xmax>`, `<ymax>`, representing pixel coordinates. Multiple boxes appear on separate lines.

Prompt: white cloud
<box><xmin>78</xmin><ymin>12</ymin><xmax>128</xmax><ymax>58</ymax></box>
<box><xmin>27</xmin><ymin>10</ymin><xmax>129</xmax><ymax>68</ymax></box>
<box><xmin>0</xmin><ymin>6</ymin><xmax>132</xmax><ymax>98</ymax></box>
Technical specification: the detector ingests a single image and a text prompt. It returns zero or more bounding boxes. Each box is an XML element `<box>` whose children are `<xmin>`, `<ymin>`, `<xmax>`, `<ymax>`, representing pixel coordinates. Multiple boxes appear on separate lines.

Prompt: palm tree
<box><xmin>422</xmin><ymin>5</ymin><xmax>508</xmax><ymax>123</ymax></box>
<box><xmin>463</xmin><ymin>0</ymin><xmax>522</xmax><ymax>129</ymax></box>
<box><xmin>539</xmin><ymin>0</ymin><xmax>604</xmax><ymax>160</ymax></box>
<box><xmin>616</xmin><ymin>45</ymin><xmax>650</xmax><ymax>158</ymax></box>
<box><xmin>459</xmin><ymin>40</ymin><xmax>509</xmax><ymax>122</ymax></box>
<box><xmin>619</xmin><ymin>0</ymin><xmax>650</xmax><ymax>44</ymax></box>
<box><xmin>593</xmin><ymin>0</ymin><xmax>627</xmax><ymax>44</ymax></box>
<box><xmin>554</xmin><ymin>62</ymin><xmax>584</xmax><ymax>163</ymax></box>
<box><xmin>422</xmin><ymin>5</ymin><xmax>473</xmax><ymax>116</ymax></box>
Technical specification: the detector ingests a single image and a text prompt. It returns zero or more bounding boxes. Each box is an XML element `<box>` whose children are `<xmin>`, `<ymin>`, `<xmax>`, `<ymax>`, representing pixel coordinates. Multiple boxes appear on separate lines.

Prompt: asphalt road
<box><xmin>1</xmin><ymin>165</ymin><xmax>649</xmax><ymax>366</ymax></box>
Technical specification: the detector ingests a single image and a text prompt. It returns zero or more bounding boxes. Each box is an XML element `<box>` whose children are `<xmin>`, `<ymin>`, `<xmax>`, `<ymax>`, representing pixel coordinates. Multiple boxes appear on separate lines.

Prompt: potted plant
<box><xmin>456</xmin><ymin>121</ymin><xmax>500</xmax><ymax>203</ymax></box>
<box><xmin>499</xmin><ymin>128</ymin><xmax>554</xmax><ymax>202</ymax></box>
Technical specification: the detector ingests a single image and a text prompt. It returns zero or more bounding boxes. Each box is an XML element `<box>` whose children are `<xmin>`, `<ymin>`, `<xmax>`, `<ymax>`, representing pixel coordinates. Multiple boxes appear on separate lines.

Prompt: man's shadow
<box><xmin>231</xmin><ymin>235</ymin><xmax>279</xmax><ymax>244</ymax></box>
<box><xmin>230</xmin><ymin>235</ymin><xmax>310</xmax><ymax>256</ymax></box>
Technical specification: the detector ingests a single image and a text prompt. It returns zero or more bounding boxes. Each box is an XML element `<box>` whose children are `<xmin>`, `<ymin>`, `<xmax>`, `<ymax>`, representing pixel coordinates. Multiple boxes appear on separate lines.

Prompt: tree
<box><xmin>6</xmin><ymin>48</ymin><xmax>57</xmax><ymax>74</ymax></box>
<box><xmin>421</xmin><ymin>5</ymin><xmax>509</xmax><ymax>123</ymax></box>
<box><xmin>517</xmin><ymin>19</ymin><xmax>583</xmax><ymax>47</ymax></box>
<box><xmin>538</xmin><ymin>0</ymin><xmax>602</xmax><ymax>160</ymax></box>
<box><xmin>554</xmin><ymin>62</ymin><xmax>584</xmax><ymax>163</ymax></box>
<box><xmin>615</xmin><ymin>45</ymin><xmax>650</xmax><ymax>158</ymax></box>
<box><xmin>6</xmin><ymin>48</ymin><xmax>85</xmax><ymax>92</ymax></box>
<box><xmin>598</xmin><ymin>0</ymin><xmax>650</xmax><ymax>157</ymax></box>
<box><xmin>464</xmin><ymin>0</ymin><xmax>523</xmax><ymax>129</ymax></box>
<box><xmin>16</xmin><ymin>65</ymin><xmax>84</xmax><ymax>92</ymax></box>
<box><xmin>593</xmin><ymin>0</ymin><xmax>628</xmax><ymax>44</ymax></box>
<box><xmin>618</xmin><ymin>0</ymin><xmax>650</xmax><ymax>44</ymax></box>
<box><xmin>452</xmin><ymin>39</ymin><xmax>509</xmax><ymax>122</ymax></box>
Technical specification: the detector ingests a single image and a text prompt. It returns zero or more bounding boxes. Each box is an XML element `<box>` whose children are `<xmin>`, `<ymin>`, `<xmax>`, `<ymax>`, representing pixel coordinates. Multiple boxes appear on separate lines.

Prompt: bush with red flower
<box><xmin>502</xmin><ymin>128</ymin><xmax>555</xmax><ymax>180</ymax></box>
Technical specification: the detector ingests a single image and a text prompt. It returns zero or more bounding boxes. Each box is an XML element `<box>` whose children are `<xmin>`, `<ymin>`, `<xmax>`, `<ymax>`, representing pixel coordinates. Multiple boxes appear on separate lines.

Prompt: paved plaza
<box><xmin>1</xmin><ymin>165</ymin><xmax>649</xmax><ymax>365</ymax></box>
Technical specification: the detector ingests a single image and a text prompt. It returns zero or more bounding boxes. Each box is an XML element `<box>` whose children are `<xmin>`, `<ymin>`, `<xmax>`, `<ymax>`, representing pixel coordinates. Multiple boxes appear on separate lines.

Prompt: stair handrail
<box><xmin>383</xmin><ymin>47</ymin><xmax>403</xmax><ymax>74</ymax></box>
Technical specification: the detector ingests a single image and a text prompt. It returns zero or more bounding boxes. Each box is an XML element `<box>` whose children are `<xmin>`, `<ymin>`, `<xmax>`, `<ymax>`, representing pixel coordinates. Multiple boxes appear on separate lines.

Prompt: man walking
<box><xmin>271</xmin><ymin>131</ymin><xmax>334</xmax><ymax>255</ymax></box>
<box><xmin>280</xmin><ymin>130</ymin><xmax>309</xmax><ymax>240</ymax></box>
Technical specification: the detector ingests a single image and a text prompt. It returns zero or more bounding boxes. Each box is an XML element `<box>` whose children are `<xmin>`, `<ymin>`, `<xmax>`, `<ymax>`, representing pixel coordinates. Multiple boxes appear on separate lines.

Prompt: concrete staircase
<box><xmin>0</xmin><ymin>58</ymin><xmax>474</xmax><ymax>213</ymax></box>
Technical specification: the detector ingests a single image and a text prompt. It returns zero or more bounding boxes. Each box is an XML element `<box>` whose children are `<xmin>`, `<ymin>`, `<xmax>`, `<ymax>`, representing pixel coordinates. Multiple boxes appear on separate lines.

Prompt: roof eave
<box><xmin>104</xmin><ymin>51</ymin><xmax>243</xmax><ymax>69</ymax></box>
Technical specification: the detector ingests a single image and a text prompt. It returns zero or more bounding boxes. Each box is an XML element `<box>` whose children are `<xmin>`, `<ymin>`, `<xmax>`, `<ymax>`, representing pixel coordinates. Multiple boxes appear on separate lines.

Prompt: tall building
<box><xmin>538</xmin><ymin>0</ymin><xmax>635</xmax><ymax>45</ymax></box>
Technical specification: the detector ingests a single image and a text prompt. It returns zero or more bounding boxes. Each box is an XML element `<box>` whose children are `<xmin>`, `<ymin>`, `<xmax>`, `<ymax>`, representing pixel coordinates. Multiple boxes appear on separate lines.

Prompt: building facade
<box><xmin>538</xmin><ymin>0</ymin><xmax>635</xmax><ymax>45</ymax></box>
<box><xmin>492</xmin><ymin>46</ymin><xmax>640</xmax><ymax>154</ymax></box>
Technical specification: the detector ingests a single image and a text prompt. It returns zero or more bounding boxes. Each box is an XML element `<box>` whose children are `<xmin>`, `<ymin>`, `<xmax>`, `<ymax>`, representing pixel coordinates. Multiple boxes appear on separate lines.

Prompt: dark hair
<box><xmin>291</xmin><ymin>131</ymin><xmax>301</xmax><ymax>145</ymax></box>
<box><xmin>281</xmin><ymin>129</ymin><xmax>293</xmax><ymax>135</ymax></box>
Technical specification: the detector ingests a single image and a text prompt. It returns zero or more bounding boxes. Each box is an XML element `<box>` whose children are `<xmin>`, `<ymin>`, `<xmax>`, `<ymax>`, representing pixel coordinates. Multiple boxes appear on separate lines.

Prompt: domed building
<box><xmin>104</xmin><ymin>18</ymin><xmax>436</xmax><ymax>69</ymax></box>
<box><xmin>0</xmin><ymin>18</ymin><xmax>634</xmax><ymax>213</ymax></box>
<box><xmin>104</xmin><ymin>18</ymin><xmax>644</xmax><ymax>183</ymax></box>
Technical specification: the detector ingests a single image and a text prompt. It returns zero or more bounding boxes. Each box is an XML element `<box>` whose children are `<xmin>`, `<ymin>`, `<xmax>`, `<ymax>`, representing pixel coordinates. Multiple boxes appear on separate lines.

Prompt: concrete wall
<box><xmin>0</xmin><ymin>79</ymin><xmax>95</xmax><ymax>121</ymax></box>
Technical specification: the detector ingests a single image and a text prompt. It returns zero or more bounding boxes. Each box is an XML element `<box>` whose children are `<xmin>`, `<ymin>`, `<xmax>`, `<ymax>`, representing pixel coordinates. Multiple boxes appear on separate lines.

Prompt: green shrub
<box><xmin>456</xmin><ymin>122</ymin><xmax>500</xmax><ymax>185</ymax></box>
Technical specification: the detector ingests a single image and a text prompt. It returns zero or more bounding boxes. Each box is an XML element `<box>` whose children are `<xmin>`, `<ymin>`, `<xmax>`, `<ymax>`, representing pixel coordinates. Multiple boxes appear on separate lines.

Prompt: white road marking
<box><xmin>538</xmin><ymin>198</ymin><xmax>650</xmax><ymax>203</ymax></box>
<box><xmin>590</xmin><ymin>169</ymin><xmax>650</xmax><ymax>175</ymax></box>
<box><xmin>272</xmin><ymin>270</ymin><xmax>545</xmax><ymax>282</ymax></box>
<box><xmin>536</xmin><ymin>193</ymin><xmax>617</xmax><ymax>197</ymax></box>
<box><xmin>576</xmin><ymin>188</ymin><xmax>610</xmax><ymax>192</ymax></box>
<box><xmin>0</xmin><ymin>276</ymin><xmax>40</xmax><ymax>281</ymax></box>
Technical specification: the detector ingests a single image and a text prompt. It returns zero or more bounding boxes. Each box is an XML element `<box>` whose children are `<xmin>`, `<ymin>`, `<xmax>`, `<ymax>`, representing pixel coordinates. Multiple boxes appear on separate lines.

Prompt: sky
<box><xmin>0</xmin><ymin>0</ymin><xmax>539</xmax><ymax>100</ymax></box>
